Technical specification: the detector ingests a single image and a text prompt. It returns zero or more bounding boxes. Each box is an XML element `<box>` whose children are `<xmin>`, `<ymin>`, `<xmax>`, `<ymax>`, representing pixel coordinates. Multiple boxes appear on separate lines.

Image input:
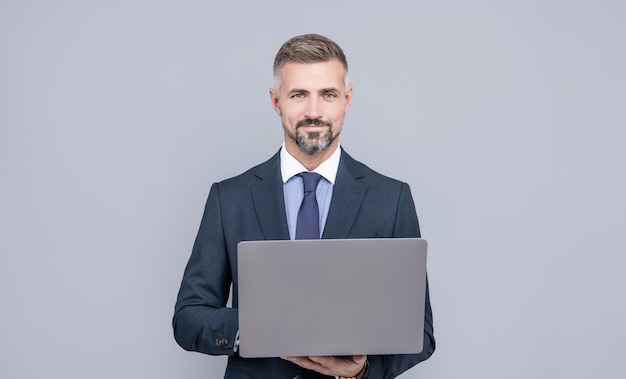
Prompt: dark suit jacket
<box><xmin>173</xmin><ymin>149</ymin><xmax>435</xmax><ymax>379</ymax></box>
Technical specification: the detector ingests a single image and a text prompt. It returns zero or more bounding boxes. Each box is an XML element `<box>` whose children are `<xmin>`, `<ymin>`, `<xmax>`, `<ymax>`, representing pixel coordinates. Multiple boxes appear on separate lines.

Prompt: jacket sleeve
<box><xmin>368</xmin><ymin>183</ymin><xmax>436</xmax><ymax>378</ymax></box>
<box><xmin>172</xmin><ymin>182</ymin><xmax>239</xmax><ymax>355</ymax></box>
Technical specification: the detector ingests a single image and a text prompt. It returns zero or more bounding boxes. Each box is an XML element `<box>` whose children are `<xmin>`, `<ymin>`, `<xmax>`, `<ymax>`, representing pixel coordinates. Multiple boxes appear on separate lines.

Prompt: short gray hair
<box><xmin>273</xmin><ymin>34</ymin><xmax>349</xmax><ymax>92</ymax></box>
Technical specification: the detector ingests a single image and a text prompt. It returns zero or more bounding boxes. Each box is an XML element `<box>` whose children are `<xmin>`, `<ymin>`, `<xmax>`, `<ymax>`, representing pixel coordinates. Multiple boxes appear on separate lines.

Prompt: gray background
<box><xmin>1</xmin><ymin>1</ymin><xmax>624</xmax><ymax>378</ymax></box>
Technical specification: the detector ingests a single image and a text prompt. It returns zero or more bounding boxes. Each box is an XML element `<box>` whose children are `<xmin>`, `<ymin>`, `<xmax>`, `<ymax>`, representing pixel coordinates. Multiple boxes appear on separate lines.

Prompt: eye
<box><xmin>291</xmin><ymin>93</ymin><xmax>304</xmax><ymax>99</ymax></box>
<box><xmin>323</xmin><ymin>92</ymin><xmax>337</xmax><ymax>99</ymax></box>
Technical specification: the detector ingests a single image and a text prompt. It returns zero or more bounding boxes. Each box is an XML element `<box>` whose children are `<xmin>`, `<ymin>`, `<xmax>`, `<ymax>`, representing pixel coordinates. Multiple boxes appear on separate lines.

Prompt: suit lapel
<box><xmin>322</xmin><ymin>150</ymin><xmax>366</xmax><ymax>239</ymax></box>
<box><xmin>251</xmin><ymin>152</ymin><xmax>290</xmax><ymax>240</ymax></box>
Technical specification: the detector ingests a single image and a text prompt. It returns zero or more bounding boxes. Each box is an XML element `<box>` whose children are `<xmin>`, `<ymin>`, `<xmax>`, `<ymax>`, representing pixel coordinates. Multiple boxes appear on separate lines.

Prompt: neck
<box><xmin>284</xmin><ymin>139</ymin><xmax>339</xmax><ymax>171</ymax></box>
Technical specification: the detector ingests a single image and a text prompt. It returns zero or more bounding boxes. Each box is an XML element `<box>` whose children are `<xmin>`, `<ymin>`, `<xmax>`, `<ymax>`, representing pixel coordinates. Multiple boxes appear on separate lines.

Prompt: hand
<box><xmin>282</xmin><ymin>355</ymin><xmax>367</xmax><ymax>378</ymax></box>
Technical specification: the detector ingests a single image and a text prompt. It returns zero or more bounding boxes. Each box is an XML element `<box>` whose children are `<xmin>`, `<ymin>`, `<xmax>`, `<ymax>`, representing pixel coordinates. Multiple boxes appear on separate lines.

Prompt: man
<box><xmin>173</xmin><ymin>34</ymin><xmax>435</xmax><ymax>378</ymax></box>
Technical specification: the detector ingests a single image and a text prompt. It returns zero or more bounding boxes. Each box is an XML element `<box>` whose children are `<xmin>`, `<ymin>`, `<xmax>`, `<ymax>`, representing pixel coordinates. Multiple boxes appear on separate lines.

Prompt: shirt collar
<box><xmin>280</xmin><ymin>143</ymin><xmax>341</xmax><ymax>184</ymax></box>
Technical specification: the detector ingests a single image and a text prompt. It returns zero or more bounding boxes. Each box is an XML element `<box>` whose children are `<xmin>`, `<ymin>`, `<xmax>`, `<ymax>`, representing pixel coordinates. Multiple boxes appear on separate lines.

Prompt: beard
<box><xmin>285</xmin><ymin>119</ymin><xmax>338</xmax><ymax>155</ymax></box>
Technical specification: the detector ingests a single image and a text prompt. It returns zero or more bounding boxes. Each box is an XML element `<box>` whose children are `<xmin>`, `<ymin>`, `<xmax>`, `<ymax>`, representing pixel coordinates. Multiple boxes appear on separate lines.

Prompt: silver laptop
<box><xmin>237</xmin><ymin>238</ymin><xmax>428</xmax><ymax>358</ymax></box>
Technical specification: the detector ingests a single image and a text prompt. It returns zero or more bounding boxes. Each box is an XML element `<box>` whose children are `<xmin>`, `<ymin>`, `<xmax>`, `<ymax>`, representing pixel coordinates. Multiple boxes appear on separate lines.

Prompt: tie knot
<box><xmin>300</xmin><ymin>172</ymin><xmax>322</xmax><ymax>193</ymax></box>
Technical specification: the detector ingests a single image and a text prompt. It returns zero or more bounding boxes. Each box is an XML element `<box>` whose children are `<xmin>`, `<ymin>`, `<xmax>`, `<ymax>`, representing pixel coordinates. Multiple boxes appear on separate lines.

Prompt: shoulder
<box><xmin>340</xmin><ymin>149</ymin><xmax>407</xmax><ymax>189</ymax></box>
<box><xmin>215</xmin><ymin>150</ymin><xmax>281</xmax><ymax>188</ymax></box>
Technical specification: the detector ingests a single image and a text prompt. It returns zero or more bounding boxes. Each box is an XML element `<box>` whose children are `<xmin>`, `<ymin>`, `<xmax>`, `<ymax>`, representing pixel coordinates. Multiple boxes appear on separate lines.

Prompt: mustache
<box><xmin>296</xmin><ymin>119</ymin><xmax>332</xmax><ymax>128</ymax></box>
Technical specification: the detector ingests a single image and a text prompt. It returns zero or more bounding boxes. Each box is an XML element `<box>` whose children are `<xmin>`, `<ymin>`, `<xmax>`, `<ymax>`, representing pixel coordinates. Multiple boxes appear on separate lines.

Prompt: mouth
<box><xmin>298</xmin><ymin>124</ymin><xmax>328</xmax><ymax>131</ymax></box>
<box><xmin>296</xmin><ymin>119</ymin><xmax>332</xmax><ymax>130</ymax></box>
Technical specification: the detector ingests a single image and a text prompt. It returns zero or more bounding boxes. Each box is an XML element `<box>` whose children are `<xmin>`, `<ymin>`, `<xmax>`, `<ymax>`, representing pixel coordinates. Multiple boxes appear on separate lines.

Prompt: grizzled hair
<box><xmin>272</xmin><ymin>34</ymin><xmax>349</xmax><ymax>92</ymax></box>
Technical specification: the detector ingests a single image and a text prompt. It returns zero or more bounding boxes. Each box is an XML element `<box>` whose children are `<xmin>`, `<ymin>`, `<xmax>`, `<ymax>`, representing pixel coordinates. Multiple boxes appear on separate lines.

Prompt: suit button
<box><xmin>215</xmin><ymin>338</ymin><xmax>229</xmax><ymax>347</ymax></box>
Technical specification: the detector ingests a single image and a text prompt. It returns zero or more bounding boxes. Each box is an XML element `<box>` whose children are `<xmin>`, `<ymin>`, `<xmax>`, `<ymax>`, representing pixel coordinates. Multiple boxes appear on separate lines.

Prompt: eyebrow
<box><xmin>288</xmin><ymin>87</ymin><xmax>340</xmax><ymax>95</ymax></box>
<box><xmin>288</xmin><ymin>88</ymin><xmax>310</xmax><ymax>95</ymax></box>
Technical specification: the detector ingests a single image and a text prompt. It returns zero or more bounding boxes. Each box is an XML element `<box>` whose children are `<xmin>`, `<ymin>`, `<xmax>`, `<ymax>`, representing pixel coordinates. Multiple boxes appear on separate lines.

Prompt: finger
<box><xmin>311</xmin><ymin>355</ymin><xmax>365</xmax><ymax>366</ymax></box>
<box><xmin>281</xmin><ymin>356</ymin><xmax>311</xmax><ymax>365</ymax></box>
<box><xmin>352</xmin><ymin>355</ymin><xmax>367</xmax><ymax>365</ymax></box>
<box><xmin>309</xmin><ymin>355</ymin><xmax>366</xmax><ymax>377</ymax></box>
<box><xmin>282</xmin><ymin>356</ymin><xmax>332</xmax><ymax>375</ymax></box>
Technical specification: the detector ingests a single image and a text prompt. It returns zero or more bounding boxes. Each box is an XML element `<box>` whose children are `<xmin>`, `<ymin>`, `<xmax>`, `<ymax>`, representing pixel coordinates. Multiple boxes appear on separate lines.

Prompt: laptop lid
<box><xmin>237</xmin><ymin>238</ymin><xmax>428</xmax><ymax>358</ymax></box>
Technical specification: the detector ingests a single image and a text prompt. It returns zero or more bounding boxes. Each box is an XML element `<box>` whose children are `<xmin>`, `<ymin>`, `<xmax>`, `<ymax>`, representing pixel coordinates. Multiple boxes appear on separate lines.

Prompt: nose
<box><xmin>304</xmin><ymin>97</ymin><xmax>322</xmax><ymax>120</ymax></box>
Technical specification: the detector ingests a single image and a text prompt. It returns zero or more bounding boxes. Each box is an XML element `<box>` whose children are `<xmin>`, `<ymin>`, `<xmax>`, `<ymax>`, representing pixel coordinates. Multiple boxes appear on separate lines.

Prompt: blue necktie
<box><xmin>295</xmin><ymin>172</ymin><xmax>322</xmax><ymax>240</ymax></box>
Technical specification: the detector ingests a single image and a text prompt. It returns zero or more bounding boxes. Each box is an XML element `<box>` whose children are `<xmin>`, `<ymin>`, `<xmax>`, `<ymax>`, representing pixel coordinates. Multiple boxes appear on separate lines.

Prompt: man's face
<box><xmin>270</xmin><ymin>60</ymin><xmax>352</xmax><ymax>156</ymax></box>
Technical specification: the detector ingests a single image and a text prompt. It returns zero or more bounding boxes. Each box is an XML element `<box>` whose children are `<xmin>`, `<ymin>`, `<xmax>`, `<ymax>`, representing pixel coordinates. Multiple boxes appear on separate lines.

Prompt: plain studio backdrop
<box><xmin>1</xmin><ymin>1</ymin><xmax>624</xmax><ymax>378</ymax></box>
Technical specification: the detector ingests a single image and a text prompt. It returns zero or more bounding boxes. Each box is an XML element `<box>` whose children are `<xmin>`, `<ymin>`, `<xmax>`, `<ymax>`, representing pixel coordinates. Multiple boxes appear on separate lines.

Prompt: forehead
<box><xmin>279</xmin><ymin>60</ymin><xmax>346</xmax><ymax>91</ymax></box>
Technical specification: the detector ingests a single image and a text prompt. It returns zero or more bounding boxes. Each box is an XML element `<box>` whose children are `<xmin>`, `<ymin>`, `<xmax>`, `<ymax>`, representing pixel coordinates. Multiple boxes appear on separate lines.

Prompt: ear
<box><xmin>269</xmin><ymin>88</ymin><xmax>281</xmax><ymax>116</ymax></box>
<box><xmin>344</xmin><ymin>84</ymin><xmax>353</xmax><ymax>112</ymax></box>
